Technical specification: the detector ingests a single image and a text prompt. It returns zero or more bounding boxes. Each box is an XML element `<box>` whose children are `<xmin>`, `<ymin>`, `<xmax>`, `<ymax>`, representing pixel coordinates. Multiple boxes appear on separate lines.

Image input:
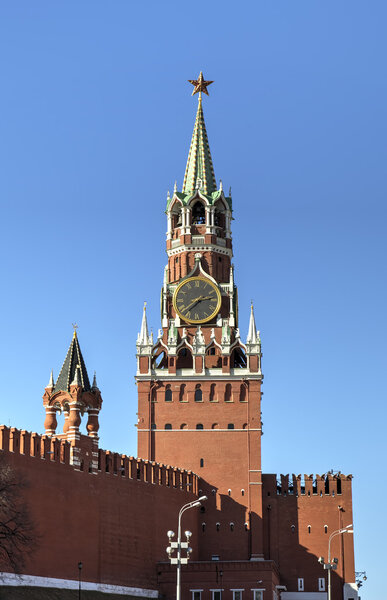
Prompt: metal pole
<box><xmin>328</xmin><ymin>535</ymin><xmax>332</xmax><ymax>600</ymax></box>
<box><xmin>78</xmin><ymin>562</ymin><xmax>83</xmax><ymax>600</ymax></box>
<box><xmin>176</xmin><ymin>506</ymin><xmax>182</xmax><ymax>600</ymax></box>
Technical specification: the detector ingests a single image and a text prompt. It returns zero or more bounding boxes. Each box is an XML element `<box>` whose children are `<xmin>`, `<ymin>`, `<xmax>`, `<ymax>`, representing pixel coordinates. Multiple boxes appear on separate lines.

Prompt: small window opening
<box><xmin>228</xmin><ymin>489</ymin><xmax>231</xmax><ymax>496</ymax></box>
<box><xmin>151</xmin><ymin>423</ymin><xmax>157</xmax><ymax>430</ymax></box>
<box><xmin>202</xmin><ymin>522</ymin><xmax>206</xmax><ymax>532</ymax></box>
<box><xmin>337</xmin><ymin>477</ymin><xmax>342</xmax><ymax>494</ymax></box>
<box><xmin>308</xmin><ymin>525</ymin><xmax>311</xmax><ymax>534</ymax></box>
<box><xmin>196</xmin><ymin>423</ymin><xmax>204</xmax><ymax>430</ymax></box>
<box><xmin>165</xmin><ymin>385</ymin><xmax>172</xmax><ymax>402</ymax></box>
<box><xmin>241</xmin><ymin>489</ymin><xmax>245</xmax><ymax>496</ymax></box>
<box><xmin>216</xmin><ymin>522</ymin><xmax>220</xmax><ymax>532</ymax></box>
<box><xmin>209</xmin><ymin>347</ymin><xmax>216</xmax><ymax>355</ymax></box>
<box><xmin>324</xmin><ymin>525</ymin><xmax>328</xmax><ymax>534</ymax></box>
<box><xmin>165</xmin><ymin>423</ymin><xmax>172</xmax><ymax>430</ymax></box>
<box><xmin>200</xmin><ymin>458</ymin><xmax>204</xmax><ymax>468</ymax></box>
<box><xmin>227</xmin><ymin>423</ymin><xmax>234</xmax><ymax>429</ymax></box>
<box><xmin>194</xmin><ymin>384</ymin><xmax>202</xmax><ymax>402</ymax></box>
<box><xmin>230</xmin><ymin>522</ymin><xmax>234</xmax><ymax>532</ymax></box>
<box><xmin>175</xmin><ymin>256</ymin><xmax>179</xmax><ymax>263</ymax></box>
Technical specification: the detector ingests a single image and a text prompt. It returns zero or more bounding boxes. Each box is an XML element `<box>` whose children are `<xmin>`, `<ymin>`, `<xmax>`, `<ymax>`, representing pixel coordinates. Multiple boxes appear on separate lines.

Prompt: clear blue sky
<box><xmin>0</xmin><ymin>2</ymin><xmax>385</xmax><ymax>597</ymax></box>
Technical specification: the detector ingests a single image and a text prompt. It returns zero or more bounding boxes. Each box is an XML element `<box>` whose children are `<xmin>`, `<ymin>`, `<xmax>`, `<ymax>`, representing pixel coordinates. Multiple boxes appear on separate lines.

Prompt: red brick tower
<box><xmin>42</xmin><ymin>329</ymin><xmax>102</xmax><ymax>471</ymax></box>
<box><xmin>136</xmin><ymin>74</ymin><xmax>264</xmax><ymax>560</ymax></box>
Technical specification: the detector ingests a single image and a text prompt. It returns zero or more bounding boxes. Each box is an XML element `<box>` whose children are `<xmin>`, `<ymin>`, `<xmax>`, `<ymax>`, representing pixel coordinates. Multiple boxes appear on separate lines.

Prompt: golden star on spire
<box><xmin>188</xmin><ymin>71</ymin><xmax>214</xmax><ymax>96</ymax></box>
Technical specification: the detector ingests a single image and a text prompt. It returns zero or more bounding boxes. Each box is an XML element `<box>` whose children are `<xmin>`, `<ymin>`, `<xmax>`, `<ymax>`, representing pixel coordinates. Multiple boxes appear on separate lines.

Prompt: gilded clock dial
<box><xmin>173</xmin><ymin>277</ymin><xmax>221</xmax><ymax>324</ymax></box>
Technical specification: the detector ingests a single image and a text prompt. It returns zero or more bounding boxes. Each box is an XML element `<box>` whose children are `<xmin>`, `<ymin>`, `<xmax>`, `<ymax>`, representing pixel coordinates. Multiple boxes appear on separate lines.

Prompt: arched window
<box><xmin>176</xmin><ymin>347</ymin><xmax>193</xmax><ymax>369</ymax></box>
<box><xmin>165</xmin><ymin>423</ymin><xmax>172</xmax><ymax>430</ymax></box>
<box><xmin>180</xmin><ymin>423</ymin><xmax>187</xmax><ymax>429</ymax></box>
<box><xmin>200</xmin><ymin>458</ymin><xmax>204</xmax><ymax>467</ymax></box>
<box><xmin>308</xmin><ymin>525</ymin><xmax>311</xmax><ymax>534</ymax></box>
<box><xmin>179</xmin><ymin>384</ymin><xmax>186</xmax><ymax>402</ymax></box>
<box><xmin>165</xmin><ymin>385</ymin><xmax>172</xmax><ymax>402</ymax></box>
<box><xmin>231</xmin><ymin>347</ymin><xmax>247</xmax><ymax>368</ymax></box>
<box><xmin>240</xmin><ymin>384</ymin><xmax>247</xmax><ymax>402</ymax></box>
<box><xmin>151</xmin><ymin>423</ymin><xmax>157</xmax><ymax>430</ymax></box>
<box><xmin>216</xmin><ymin>522</ymin><xmax>220</xmax><ymax>532</ymax></box>
<box><xmin>225</xmin><ymin>383</ymin><xmax>232</xmax><ymax>402</ymax></box>
<box><xmin>192</xmin><ymin>202</ymin><xmax>205</xmax><ymax>224</ymax></box>
<box><xmin>230</xmin><ymin>522</ymin><xmax>234</xmax><ymax>532</ymax></box>
<box><xmin>202</xmin><ymin>522</ymin><xmax>206</xmax><ymax>532</ymax></box>
<box><xmin>212</xmin><ymin>423</ymin><xmax>219</xmax><ymax>429</ymax></box>
<box><xmin>209</xmin><ymin>383</ymin><xmax>216</xmax><ymax>402</ymax></box>
<box><xmin>196</xmin><ymin>423</ymin><xmax>204</xmax><ymax>430</ymax></box>
<box><xmin>153</xmin><ymin>350</ymin><xmax>167</xmax><ymax>369</ymax></box>
<box><xmin>194</xmin><ymin>384</ymin><xmax>202</xmax><ymax>402</ymax></box>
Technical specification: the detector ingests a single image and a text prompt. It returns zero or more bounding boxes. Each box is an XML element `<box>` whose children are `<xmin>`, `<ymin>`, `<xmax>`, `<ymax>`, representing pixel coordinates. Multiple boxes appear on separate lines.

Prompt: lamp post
<box><xmin>167</xmin><ymin>495</ymin><xmax>208</xmax><ymax>600</ymax></box>
<box><xmin>78</xmin><ymin>561</ymin><xmax>83</xmax><ymax>600</ymax></box>
<box><xmin>318</xmin><ymin>524</ymin><xmax>353</xmax><ymax>600</ymax></box>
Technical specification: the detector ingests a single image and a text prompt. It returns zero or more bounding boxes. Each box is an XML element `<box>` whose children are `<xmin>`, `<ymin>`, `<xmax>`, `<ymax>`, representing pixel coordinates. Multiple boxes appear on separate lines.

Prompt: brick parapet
<box><xmin>0</xmin><ymin>425</ymin><xmax>198</xmax><ymax>494</ymax></box>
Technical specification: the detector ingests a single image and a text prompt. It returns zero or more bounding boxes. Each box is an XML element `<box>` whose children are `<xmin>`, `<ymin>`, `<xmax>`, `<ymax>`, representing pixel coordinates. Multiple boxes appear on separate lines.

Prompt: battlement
<box><xmin>263</xmin><ymin>472</ymin><xmax>353</xmax><ymax>497</ymax></box>
<box><xmin>0</xmin><ymin>425</ymin><xmax>198</xmax><ymax>493</ymax></box>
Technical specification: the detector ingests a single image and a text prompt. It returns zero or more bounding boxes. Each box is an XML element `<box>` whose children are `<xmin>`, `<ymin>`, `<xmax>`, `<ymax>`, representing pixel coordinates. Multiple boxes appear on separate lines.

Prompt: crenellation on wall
<box><xmin>1</xmin><ymin>425</ymin><xmax>198</xmax><ymax>494</ymax></box>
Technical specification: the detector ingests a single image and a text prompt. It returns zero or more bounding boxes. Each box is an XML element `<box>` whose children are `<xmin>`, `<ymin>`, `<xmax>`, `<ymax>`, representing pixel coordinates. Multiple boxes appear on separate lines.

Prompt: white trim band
<box><xmin>0</xmin><ymin>572</ymin><xmax>159</xmax><ymax>598</ymax></box>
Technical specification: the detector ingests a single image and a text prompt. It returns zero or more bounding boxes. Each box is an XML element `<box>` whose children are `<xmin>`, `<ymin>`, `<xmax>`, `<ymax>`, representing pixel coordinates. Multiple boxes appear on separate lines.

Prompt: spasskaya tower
<box><xmin>136</xmin><ymin>73</ymin><xmax>264</xmax><ymax>560</ymax></box>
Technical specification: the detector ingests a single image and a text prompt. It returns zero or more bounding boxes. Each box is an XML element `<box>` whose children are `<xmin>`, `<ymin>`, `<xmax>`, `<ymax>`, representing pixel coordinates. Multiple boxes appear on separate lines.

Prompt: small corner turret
<box><xmin>43</xmin><ymin>327</ymin><xmax>102</xmax><ymax>469</ymax></box>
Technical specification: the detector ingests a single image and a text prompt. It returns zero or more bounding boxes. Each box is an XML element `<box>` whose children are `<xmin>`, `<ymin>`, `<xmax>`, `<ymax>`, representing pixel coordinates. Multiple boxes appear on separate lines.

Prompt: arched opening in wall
<box><xmin>324</xmin><ymin>525</ymin><xmax>328</xmax><ymax>534</ymax></box>
<box><xmin>209</xmin><ymin>383</ymin><xmax>217</xmax><ymax>402</ymax></box>
<box><xmin>196</xmin><ymin>423</ymin><xmax>204</xmax><ymax>430</ymax></box>
<box><xmin>151</xmin><ymin>423</ymin><xmax>157</xmax><ymax>430</ymax></box>
<box><xmin>176</xmin><ymin>346</ymin><xmax>193</xmax><ymax>369</ymax></box>
<box><xmin>180</xmin><ymin>423</ymin><xmax>187</xmax><ymax>429</ymax></box>
<box><xmin>165</xmin><ymin>423</ymin><xmax>172</xmax><ymax>430</ymax></box>
<box><xmin>165</xmin><ymin>385</ymin><xmax>172</xmax><ymax>402</ymax></box>
<box><xmin>225</xmin><ymin>383</ymin><xmax>232</xmax><ymax>402</ymax></box>
<box><xmin>211</xmin><ymin>423</ymin><xmax>219</xmax><ymax>429</ymax></box>
<box><xmin>152</xmin><ymin>350</ymin><xmax>168</xmax><ymax>369</ymax></box>
<box><xmin>242</xmin><ymin>423</ymin><xmax>248</xmax><ymax>430</ymax></box>
<box><xmin>200</xmin><ymin>458</ymin><xmax>204</xmax><ymax>467</ymax></box>
<box><xmin>194</xmin><ymin>384</ymin><xmax>202</xmax><ymax>402</ymax></box>
<box><xmin>240</xmin><ymin>384</ymin><xmax>247</xmax><ymax>402</ymax></box>
<box><xmin>230</xmin><ymin>522</ymin><xmax>234</xmax><ymax>532</ymax></box>
<box><xmin>336</xmin><ymin>477</ymin><xmax>342</xmax><ymax>494</ymax></box>
<box><xmin>202</xmin><ymin>522</ymin><xmax>206</xmax><ymax>532</ymax></box>
<box><xmin>214</xmin><ymin>200</ymin><xmax>226</xmax><ymax>233</ymax></box>
<box><xmin>179</xmin><ymin>384</ymin><xmax>186</xmax><ymax>402</ymax></box>
<box><xmin>216</xmin><ymin>522</ymin><xmax>220</xmax><ymax>532</ymax></box>
<box><xmin>171</xmin><ymin>203</ymin><xmax>182</xmax><ymax>235</ymax></box>
<box><xmin>191</xmin><ymin>201</ymin><xmax>205</xmax><ymax>225</ymax></box>
<box><xmin>308</xmin><ymin>525</ymin><xmax>311</xmax><ymax>534</ymax></box>
<box><xmin>231</xmin><ymin>347</ymin><xmax>247</xmax><ymax>368</ymax></box>
<box><xmin>205</xmin><ymin>344</ymin><xmax>222</xmax><ymax>368</ymax></box>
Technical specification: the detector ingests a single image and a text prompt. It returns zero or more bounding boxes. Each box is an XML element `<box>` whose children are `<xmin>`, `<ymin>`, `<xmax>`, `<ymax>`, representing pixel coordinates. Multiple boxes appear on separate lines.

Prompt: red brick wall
<box><xmin>0</xmin><ymin>426</ymin><xmax>198</xmax><ymax>590</ymax></box>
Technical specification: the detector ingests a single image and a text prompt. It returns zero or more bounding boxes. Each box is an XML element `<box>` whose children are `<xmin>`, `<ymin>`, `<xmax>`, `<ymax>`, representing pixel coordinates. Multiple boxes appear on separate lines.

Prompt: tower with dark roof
<box><xmin>42</xmin><ymin>329</ymin><xmax>102</xmax><ymax>470</ymax></box>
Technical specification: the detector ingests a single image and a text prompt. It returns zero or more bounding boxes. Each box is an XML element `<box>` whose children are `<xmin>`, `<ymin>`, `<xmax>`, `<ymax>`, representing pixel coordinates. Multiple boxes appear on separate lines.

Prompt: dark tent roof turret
<box><xmin>54</xmin><ymin>330</ymin><xmax>91</xmax><ymax>393</ymax></box>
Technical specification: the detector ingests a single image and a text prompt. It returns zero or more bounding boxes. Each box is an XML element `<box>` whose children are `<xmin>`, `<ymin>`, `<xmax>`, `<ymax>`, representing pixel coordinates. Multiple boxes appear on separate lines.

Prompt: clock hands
<box><xmin>183</xmin><ymin>295</ymin><xmax>214</xmax><ymax>312</ymax></box>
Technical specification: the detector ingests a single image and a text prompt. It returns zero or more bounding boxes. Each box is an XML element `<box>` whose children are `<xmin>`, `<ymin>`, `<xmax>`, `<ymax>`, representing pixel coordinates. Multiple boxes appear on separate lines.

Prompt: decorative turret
<box><xmin>54</xmin><ymin>328</ymin><xmax>91</xmax><ymax>393</ymax></box>
<box><xmin>42</xmin><ymin>327</ymin><xmax>103</xmax><ymax>456</ymax></box>
<box><xmin>136</xmin><ymin>303</ymin><xmax>153</xmax><ymax>354</ymax></box>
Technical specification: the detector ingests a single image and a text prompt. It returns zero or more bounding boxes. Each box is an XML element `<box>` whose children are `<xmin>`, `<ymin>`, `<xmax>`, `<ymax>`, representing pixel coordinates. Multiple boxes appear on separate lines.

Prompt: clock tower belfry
<box><xmin>136</xmin><ymin>74</ymin><xmax>264</xmax><ymax>561</ymax></box>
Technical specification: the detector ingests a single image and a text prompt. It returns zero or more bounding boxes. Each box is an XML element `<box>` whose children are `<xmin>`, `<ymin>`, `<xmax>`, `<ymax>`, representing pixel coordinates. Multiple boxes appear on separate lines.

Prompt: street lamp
<box><xmin>166</xmin><ymin>496</ymin><xmax>208</xmax><ymax>600</ymax></box>
<box><xmin>78</xmin><ymin>561</ymin><xmax>83</xmax><ymax>600</ymax></box>
<box><xmin>318</xmin><ymin>524</ymin><xmax>353</xmax><ymax>600</ymax></box>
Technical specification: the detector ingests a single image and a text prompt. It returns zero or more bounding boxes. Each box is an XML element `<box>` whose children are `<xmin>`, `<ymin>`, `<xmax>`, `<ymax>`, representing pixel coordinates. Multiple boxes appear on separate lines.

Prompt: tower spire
<box><xmin>137</xmin><ymin>302</ymin><xmax>152</xmax><ymax>346</ymax></box>
<box><xmin>246</xmin><ymin>302</ymin><xmax>260</xmax><ymax>347</ymax></box>
<box><xmin>183</xmin><ymin>73</ymin><xmax>217</xmax><ymax>195</ymax></box>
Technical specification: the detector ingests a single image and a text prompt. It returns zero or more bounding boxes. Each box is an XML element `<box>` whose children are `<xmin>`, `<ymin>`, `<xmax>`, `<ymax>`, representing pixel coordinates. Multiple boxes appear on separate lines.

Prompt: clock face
<box><xmin>173</xmin><ymin>276</ymin><xmax>221</xmax><ymax>324</ymax></box>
